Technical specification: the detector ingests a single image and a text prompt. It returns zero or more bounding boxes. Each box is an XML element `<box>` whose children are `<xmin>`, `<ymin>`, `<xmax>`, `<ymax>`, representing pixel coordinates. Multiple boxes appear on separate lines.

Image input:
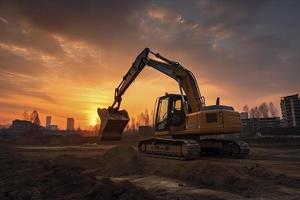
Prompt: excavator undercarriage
<box><xmin>138</xmin><ymin>138</ymin><xmax>249</xmax><ymax>160</ymax></box>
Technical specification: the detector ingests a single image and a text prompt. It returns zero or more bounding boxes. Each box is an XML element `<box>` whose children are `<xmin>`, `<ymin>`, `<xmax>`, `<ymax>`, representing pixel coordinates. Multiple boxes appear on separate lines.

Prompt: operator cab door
<box><xmin>155</xmin><ymin>95</ymin><xmax>185</xmax><ymax>132</ymax></box>
<box><xmin>155</xmin><ymin>96</ymin><xmax>170</xmax><ymax>132</ymax></box>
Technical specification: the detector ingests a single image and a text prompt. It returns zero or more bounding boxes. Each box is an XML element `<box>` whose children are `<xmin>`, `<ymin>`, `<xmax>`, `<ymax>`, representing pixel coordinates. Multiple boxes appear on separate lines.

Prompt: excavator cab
<box><xmin>154</xmin><ymin>94</ymin><xmax>186</xmax><ymax>132</ymax></box>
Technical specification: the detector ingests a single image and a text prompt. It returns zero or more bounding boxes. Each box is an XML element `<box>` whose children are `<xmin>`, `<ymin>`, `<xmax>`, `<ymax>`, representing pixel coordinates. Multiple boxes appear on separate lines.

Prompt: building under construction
<box><xmin>281</xmin><ymin>94</ymin><xmax>300</xmax><ymax>127</ymax></box>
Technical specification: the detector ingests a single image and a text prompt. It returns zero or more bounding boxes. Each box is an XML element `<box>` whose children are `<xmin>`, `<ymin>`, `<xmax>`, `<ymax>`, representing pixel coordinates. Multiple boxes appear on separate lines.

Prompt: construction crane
<box><xmin>98</xmin><ymin>48</ymin><xmax>249</xmax><ymax>159</ymax></box>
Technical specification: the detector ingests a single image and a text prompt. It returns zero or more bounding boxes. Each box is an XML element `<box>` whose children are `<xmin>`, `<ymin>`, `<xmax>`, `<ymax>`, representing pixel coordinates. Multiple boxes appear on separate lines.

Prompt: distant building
<box><xmin>240</xmin><ymin>112</ymin><xmax>248</xmax><ymax>120</ymax></box>
<box><xmin>46</xmin><ymin>116</ymin><xmax>51</xmax><ymax>128</ymax></box>
<box><xmin>66</xmin><ymin>118</ymin><xmax>75</xmax><ymax>131</ymax></box>
<box><xmin>241</xmin><ymin>117</ymin><xmax>281</xmax><ymax>129</ymax></box>
<box><xmin>10</xmin><ymin>120</ymin><xmax>34</xmax><ymax>130</ymax></box>
<box><xmin>7</xmin><ymin>120</ymin><xmax>40</xmax><ymax>136</ymax></box>
<box><xmin>281</xmin><ymin>94</ymin><xmax>300</xmax><ymax>127</ymax></box>
<box><xmin>47</xmin><ymin>125</ymin><xmax>59</xmax><ymax>131</ymax></box>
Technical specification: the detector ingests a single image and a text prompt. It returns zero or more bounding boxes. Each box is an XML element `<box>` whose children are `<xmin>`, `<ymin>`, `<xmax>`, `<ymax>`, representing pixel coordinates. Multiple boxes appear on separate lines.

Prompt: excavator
<box><xmin>97</xmin><ymin>48</ymin><xmax>249</xmax><ymax>159</ymax></box>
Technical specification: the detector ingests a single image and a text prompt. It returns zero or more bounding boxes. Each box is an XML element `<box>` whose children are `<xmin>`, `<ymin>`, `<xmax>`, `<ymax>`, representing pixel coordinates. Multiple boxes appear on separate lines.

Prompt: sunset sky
<box><xmin>0</xmin><ymin>0</ymin><xmax>299</xmax><ymax>130</ymax></box>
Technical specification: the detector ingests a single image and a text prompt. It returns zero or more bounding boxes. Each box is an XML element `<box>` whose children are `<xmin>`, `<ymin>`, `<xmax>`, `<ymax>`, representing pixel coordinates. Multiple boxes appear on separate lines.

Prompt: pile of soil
<box><xmin>186</xmin><ymin>163</ymin><xmax>242</xmax><ymax>187</ymax></box>
<box><xmin>0</xmin><ymin>146</ymin><xmax>156</xmax><ymax>200</ymax></box>
<box><xmin>94</xmin><ymin>146</ymin><xmax>251</xmax><ymax>188</ymax></box>
<box><xmin>97</xmin><ymin>145</ymin><xmax>147</xmax><ymax>176</ymax></box>
<box><xmin>145</xmin><ymin>161</ymin><xmax>257</xmax><ymax>191</ymax></box>
<box><xmin>50</xmin><ymin>154</ymin><xmax>102</xmax><ymax>170</ymax></box>
<box><xmin>152</xmin><ymin>161</ymin><xmax>300</xmax><ymax>192</ymax></box>
<box><xmin>94</xmin><ymin>145</ymin><xmax>300</xmax><ymax>196</ymax></box>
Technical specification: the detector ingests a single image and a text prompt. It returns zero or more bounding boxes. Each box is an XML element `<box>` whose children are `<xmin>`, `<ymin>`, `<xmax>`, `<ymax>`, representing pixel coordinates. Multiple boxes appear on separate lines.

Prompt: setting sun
<box><xmin>88</xmin><ymin>111</ymin><xmax>100</xmax><ymax>126</ymax></box>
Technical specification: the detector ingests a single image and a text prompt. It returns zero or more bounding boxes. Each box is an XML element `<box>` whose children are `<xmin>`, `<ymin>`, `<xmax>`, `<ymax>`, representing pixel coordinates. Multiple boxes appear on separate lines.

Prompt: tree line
<box><xmin>242</xmin><ymin>102</ymin><xmax>278</xmax><ymax>118</ymax></box>
<box><xmin>127</xmin><ymin>109</ymin><xmax>152</xmax><ymax>132</ymax></box>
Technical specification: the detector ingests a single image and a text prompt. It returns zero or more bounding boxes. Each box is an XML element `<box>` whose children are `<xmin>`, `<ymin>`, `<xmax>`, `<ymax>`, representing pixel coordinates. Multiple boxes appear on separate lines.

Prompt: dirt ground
<box><xmin>1</xmin><ymin>138</ymin><xmax>300</xmax><ymax>200</ymax></box>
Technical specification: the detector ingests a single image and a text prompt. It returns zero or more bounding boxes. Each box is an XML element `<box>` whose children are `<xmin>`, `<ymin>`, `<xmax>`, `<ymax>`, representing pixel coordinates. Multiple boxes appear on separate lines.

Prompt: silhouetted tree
<box><xmin>258</xmin><ymin>102</ymin><xmax>269</xmax><ymax>118</ymax></box>
<box><xmin>253</xmin><ymin>106</ymin><xmax>260</xmax><ymax>118</ymax></box>
<box><xmin>248</xmin><ymin>102</ymin><xmax>278</xmax><ymax>118</ymax></box>
<box><xmin>269</xmin><ymin>102</ymin><xmax>278</xmax><ymax>117</ymax></box>
<box><xmin>136</xmin><ymin>109</ymin><xmax>151</xmax><ymax>126</ymax></box>
<box><xmin>242</xmin><ymin>105</ymin><xmax>249</xmax><ymax>113</ymax></box>
<box><xmin>130</xmin><ymin>117</ymin><xmax>136</xmax><ymax>131</ymax></box>
<box><xmin>249</xmin><ymin>108</ymin><xmax>255</xmax><ymax>118</ymax></box>
<box><xmin>30</xmin><ymin>110</ymin><xmax>40</xmax><ymax>125</ymax></box>
<box><xmin>22</xmin><ymin>110</ymin><xmax>30</xmax><ymax>121</ymax></box>
<box><xmin>144</xmin><ymin>109</ymin><xmax>150</xmax><ymax>126</ymax></box>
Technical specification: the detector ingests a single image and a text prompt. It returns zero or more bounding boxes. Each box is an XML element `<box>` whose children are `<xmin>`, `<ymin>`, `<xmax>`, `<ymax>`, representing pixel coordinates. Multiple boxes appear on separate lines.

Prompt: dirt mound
<box><xmin>51</xmin><ymin>154</ymin><xmax>102</xmax><ymax>170</ymax></box>
<box><xmin>191</xmin><ymin>163</ymin><xmax>241</xmax><ymax>187</ymax></box>
<box><xmin>97</xmin><ymin>145</ymin><xmax>146</xmax><ymax>176</ymax></box>
<box><xmin>245</xmin><ymin>164</ymin><xmax>276</xmax><ymax>179</ymax></box>
<box><xmin>0</xmin><ymin>146</ymin><xmax>156</xmax><ymax>200</ymax></box>
<box><xmin>146</xmin><ymin>161</ymin><xmax>279</xmax><ymax>192</ymax></box>
<box><xmin>86</xmin><ymin>178</ymin><xmax>156</xmax><ymax>200</ymax></box>
<box><xmin>171</xmin><ymin>162</ymin><xmax>251</xmax><ymax>190</ymax></box>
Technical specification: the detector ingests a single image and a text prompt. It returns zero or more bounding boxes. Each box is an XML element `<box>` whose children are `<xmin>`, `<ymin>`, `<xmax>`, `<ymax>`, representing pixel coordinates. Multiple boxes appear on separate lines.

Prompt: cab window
<box><xmin>173</xmin><ymin>99</ymin><xmax>181</xmax><ymax>111</ymax></box>
<box><xmin>157</xmin><ymin>98</ymin><xmax>169</xmax><ymax>130</ymax></box>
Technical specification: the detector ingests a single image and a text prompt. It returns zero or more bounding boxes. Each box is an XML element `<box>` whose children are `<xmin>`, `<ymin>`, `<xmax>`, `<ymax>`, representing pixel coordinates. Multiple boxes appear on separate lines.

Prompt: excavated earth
<box><xmin>1</xmin><ymin>137</ymin><xmax>300</xmax><ymax>200</ymax></box>
<box><xmin>0</xmin><ymin>146</ymin><xmax>155</xmax><ymax>200</ymax></box>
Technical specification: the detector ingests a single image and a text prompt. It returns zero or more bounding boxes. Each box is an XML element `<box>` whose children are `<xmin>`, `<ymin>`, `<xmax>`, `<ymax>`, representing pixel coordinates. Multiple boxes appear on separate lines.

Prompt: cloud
<box><xmin>0</xmin><ymin>0</ymin><xmax>299</xmax><ymax>127</ymax></box>
<box><xmin>136</xmin><ymin>0</ymin><xmax>300</xmax><ymax>100</ymax></box>
<box><xmin>148</xmin><ymin>6</ymin><xmax>183</xmax><ymax>24</ymax></box>
<box><xmin>3</xmin><ymin>0</ymin><xmax>147</xmax><ymax>49</ymax></box>
<box><xmin>0</xmin><ymin>70</ymin><xmax>55</xmax><ymax>103</ymax></box>
<box><xmin>0</xmin><ymin>46</ymin><xmax>51</xmax><ymax>74</ymax></box>
<box><xmin>0</xmin><ymin>7</ymin><xmax>64</xmax><ymax>57</ymax></box>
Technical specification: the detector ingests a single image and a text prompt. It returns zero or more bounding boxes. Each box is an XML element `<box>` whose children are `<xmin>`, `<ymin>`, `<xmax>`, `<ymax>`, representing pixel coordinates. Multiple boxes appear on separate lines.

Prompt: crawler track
<box><xmin>138</xmin><ymin>138</ymin><xmax>250</xmax><ymax>160</ymax></box>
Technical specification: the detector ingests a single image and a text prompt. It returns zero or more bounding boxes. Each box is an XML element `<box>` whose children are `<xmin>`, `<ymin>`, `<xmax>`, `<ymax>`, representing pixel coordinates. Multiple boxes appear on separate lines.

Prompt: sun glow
<box><xmin>87</xmin><ymin>110</ymin><xmax>100</xmax><ymax>126</ymax></box>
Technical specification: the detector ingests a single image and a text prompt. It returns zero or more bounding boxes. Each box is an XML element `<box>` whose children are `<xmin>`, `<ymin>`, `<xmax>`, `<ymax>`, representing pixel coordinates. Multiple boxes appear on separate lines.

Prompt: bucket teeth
<box><xmin>97</xmin><ymin>108</ymin><xmax>129</xmax><ymax>141</ymax></box>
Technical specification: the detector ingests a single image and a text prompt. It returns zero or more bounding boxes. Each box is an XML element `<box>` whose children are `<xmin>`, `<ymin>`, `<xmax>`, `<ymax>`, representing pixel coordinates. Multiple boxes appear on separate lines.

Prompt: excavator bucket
<box><xmin>97</xmin><ymin>108</ymin><xmax>129</xmax><ymax>141</ymax></box>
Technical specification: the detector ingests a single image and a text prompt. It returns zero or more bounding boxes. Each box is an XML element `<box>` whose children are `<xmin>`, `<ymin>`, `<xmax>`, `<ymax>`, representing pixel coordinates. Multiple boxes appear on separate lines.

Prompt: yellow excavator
<box><xmin>98</xmin><ymin>48</ymin><xmax>249</xmax><ymax>159</ymax></box>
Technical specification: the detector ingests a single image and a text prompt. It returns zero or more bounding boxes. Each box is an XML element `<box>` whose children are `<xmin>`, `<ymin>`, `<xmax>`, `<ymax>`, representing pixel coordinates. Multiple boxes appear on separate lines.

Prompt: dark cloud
<box><xmin>198</xmin><ymin>0</ymin><xmax>269</xmax><ymax>34</ymax></box>
<box><xmin>0</xmin><ymin>22</ymin><xmax>65</xmax><ymax>57</ymax></box>
<box><xmin>3</xmin><ymin>0</ymin><xmax>147</xmax><ymax>49</ymax></box>
<box><xmin>137</xmin><ymin>0</ymin><xmax>300</xmax><ymax>99</ymax></box>
<box><xmin>0</xmin><ymin>2</ymin><xmax>65</xmax><ymax>56</ymax></box>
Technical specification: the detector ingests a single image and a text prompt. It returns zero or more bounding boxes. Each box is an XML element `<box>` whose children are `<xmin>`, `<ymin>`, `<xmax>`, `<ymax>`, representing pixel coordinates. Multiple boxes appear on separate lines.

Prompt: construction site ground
<box><xmin>1</xmin><ymin>137</ymin><xmax>300</xmax><ymax>200</ymax></box>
